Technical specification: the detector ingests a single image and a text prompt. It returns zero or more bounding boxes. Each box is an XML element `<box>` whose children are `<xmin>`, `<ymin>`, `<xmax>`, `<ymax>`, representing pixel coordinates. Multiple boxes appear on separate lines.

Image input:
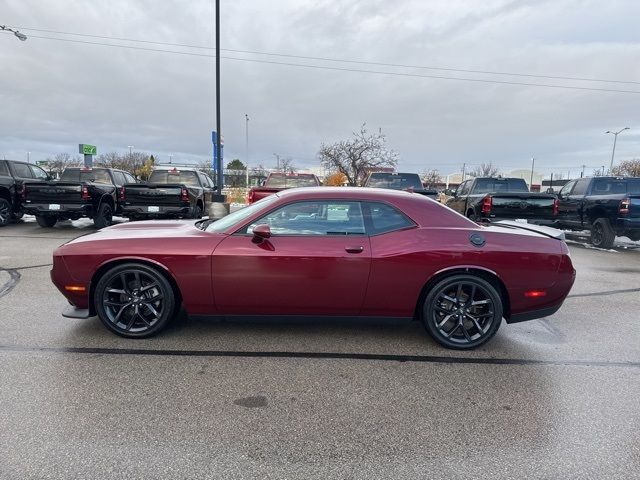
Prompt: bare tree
<box><xmin>96</xmin><ymin>151</ymin><xmax>149</xmax><ymax>178</ymax></box>
<box><xmin>318</xmin><ymin>124</ymin><xmax>398</xmax><ymax>186</ymax></box>
<box><xmin>422</xmin><ymin>169</ymin><xmax>441</xmax><ymax>189</ymax></box>
<box><xmin>45</xmin><ymin>152</ymin><xmax>82</xmax><ymax>176</ymax></box>
<box><xmin>278</xmin><ymin>157</ymin><xmax>296</xmax><ymax>174</ymax></box>
<box><xmin>611</xmin><ymin>159</ymin><xmax>640</xmax><ymax>177</ymax></box>
<box><xmin>469</xmin><ymin>162</ymin><xmax>500</xmax><ymax>178</ymax></box>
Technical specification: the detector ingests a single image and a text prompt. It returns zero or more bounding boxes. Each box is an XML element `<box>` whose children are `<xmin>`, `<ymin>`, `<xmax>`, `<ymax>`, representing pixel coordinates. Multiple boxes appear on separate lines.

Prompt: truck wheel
<box><xmin>36</xmin><ymin>215</ymin><xmax>58</xmax><ymax>228</ymax></box>
<box><xmin>0</xmin><ymin>198</ymin><xmax>11</xmax><ymax>227</ymax></box>
<box><xmin>466</xmin><ymin>210</ymin><xmax>478</xmax><ymax>222</ymax></box>
<box><xmin>11</xmin><ymin>210</ymin><xmax>24</xmax><ymax>221</ymax></box>
<box><xmin>191</xmin><ymin>204</ymin><xmax>203</xmax><ymax>219</ymax></box>
<box><xmin>94</xmin><ymin>203</ymin><xmax>113</xmax><ymax>229</ymax></box>
<box><xmin>591</xmin><ymin>218</ymin><xmax>615</xmax><ymax>249</ymax></box>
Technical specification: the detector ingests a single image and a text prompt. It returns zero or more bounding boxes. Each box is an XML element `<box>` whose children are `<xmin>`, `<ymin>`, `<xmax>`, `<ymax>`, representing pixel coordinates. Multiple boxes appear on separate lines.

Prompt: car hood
<box><xmin>65</xmin><ymin>220</ymin><xmax>211</xmax><ymax>245</ymax></box>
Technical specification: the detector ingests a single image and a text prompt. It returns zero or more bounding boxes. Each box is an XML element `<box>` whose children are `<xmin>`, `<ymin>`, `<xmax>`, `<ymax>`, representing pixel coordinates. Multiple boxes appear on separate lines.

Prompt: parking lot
<box><xmin>1</xmin><ymin>218</ymin><xmax>639</xmax><ymax>479</ymax></box>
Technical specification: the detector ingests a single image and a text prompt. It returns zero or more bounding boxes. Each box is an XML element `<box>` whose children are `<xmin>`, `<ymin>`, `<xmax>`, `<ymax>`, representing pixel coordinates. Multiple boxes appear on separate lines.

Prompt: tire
<box><xmin>0</xmin><ymin>198</ymin><xmax>10</xmax><ymax>227</ymax></box>
<box><xmin>94</xmin><ymin>203</ymin><xmax>113</xmax><ymax>229</ymax></box>
<box><xmin>422</xmin><ymin>274</ymin><xmax>503</xmax><ymax>350</ymax></box>
<box><xmin>35</xmin><ymin>215</ymin><xmax>58</xmax><ymax>228</ymax></box>
<box><xmin>466</xmin><ymin>210</ymin><xmax>478</xmax><ymax>222</ymax></box>
<box><xmin>11</xmin><ymin>209</ymin><xmax>24</xmax><ymax>221</ymax></box>
<box><xmin>94</xmin><ymin>263</ymin><xmax>176</xmax><ymax>339</ymax></box>
<box><xmin>190</xmin><ymin>204</ymin><xmax>203</xmax><ymax>219</ymax></box>
<box><xmin>590</xmin><ymin>218</ymin><xmax>615</xmax><ymax>249</ymax></box>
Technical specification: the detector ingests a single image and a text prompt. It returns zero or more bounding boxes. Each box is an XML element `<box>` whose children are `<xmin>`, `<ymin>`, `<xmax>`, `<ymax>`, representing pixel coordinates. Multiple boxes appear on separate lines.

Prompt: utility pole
<box><xmin>530</xmin><ymin>157</ymin><xmax>535</xmax><ymax>189</ymax></box>
<box><xmin>274</xmin><ymin>153</ymin><xmax>281</xmax><ymax>172</ymax></box>
<box><xmin>245</xmin><ymin>114</ymin><xmax>249</xmax><ymax>187</ymax></box>
<box><xmin>581</xmin><ymin>165</ymin><xmax>586</xmax><ymax>178</ymax></box>
<box><xmin>461</xmin><ymin>163</ymin><xmax>466</xmax><ymax>182</ymax></box>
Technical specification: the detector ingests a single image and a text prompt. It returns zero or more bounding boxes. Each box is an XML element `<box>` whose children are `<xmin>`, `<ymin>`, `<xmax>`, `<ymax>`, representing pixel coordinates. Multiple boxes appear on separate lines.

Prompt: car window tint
<box><xmin>571</xmin><ymin>179</ymin><xmax>589</xmax><ymax>195</ymax></box>
<box><xmin>92</xmin><ymin>169</ymin><xmax>112</xmax><ymax>184</ymax></box>
<box><xmin>559</xmin><ymin>180</ymin><xmax>576</xmax><ymax>196</ymax></box>
<box><xmin>124</xmin><ymin>173</ymin><xmax>136</xmax><ymax>183</ymax></box>
<box><xmin>247</xmin><ymin>201</ymin><xmax>365</xmax><ymax>236</ymax></box>
<box><xmin>365</xmin><ymin>202</ymin><xmax>415</xmax><ymax>235</ymax></box>
<box><xmin>12</xmin><ymin>163</ymin><xmax>33</xmax><ymax>178</ymax></box>
<box><xmin>592</xmin><ymin>178</ymin><xmax>640</xmax><ymax>195</ymax></box>
<box><xmin>30</xmin><ymin>165</ymin><xmax>49</xmax><ymax>179</ymax></box>
<box><xmin>0</xmin><ymin>161</ymin><xmax>9</xmax><ymax>176</ymax></box>
<box><xmin>112</xmin><ymin>172</ymin><xmax>126</xmax><ymax>185</ymax></box>
<box><xmin>149</xmin><ymin>170</ymin><xmax>200</xmax><ymax>186</ymax></box>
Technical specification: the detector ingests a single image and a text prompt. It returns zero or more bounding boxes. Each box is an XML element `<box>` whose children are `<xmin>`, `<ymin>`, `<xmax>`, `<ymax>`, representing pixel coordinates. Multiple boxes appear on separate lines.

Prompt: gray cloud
<box><xmin>1</xmin><ymin>0</ymin><xmax>639</xmax><ymax>177</ymax></box>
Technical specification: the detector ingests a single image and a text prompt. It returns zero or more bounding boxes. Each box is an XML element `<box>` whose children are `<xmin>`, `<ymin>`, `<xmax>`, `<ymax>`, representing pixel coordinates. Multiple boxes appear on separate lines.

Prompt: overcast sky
<box><xmin>1</xmin><ymin>0</ymin><xmax>639</xmax><ymax>177</ymax></box>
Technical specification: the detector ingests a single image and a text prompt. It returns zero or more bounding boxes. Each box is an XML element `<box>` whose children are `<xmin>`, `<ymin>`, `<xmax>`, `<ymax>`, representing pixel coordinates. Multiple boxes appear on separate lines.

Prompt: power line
<box><xmin>13</xmin><ymin>26</ymin><xmax>640</xmax><ymax>86</ymax></box>
<box><xmin>21</xmin><ymin>35</ymin><xmax>640</xmax><ymax>95</ymax></box>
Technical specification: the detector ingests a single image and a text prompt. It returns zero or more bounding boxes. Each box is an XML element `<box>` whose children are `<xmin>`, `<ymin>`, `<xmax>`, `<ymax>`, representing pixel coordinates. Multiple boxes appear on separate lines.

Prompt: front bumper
<box><xmin>62</xmin><ymin>305</ymin><xmax>92</xmax><ymax>319</ymax></box>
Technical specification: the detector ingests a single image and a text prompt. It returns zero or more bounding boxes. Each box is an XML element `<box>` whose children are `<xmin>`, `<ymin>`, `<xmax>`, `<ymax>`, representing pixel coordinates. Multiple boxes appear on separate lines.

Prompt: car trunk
<box><xmin>489</xmin><ymin>194</ymin><xmax>557</xmax><ymax>219</ymax></box>
<box><xmin>23</xmin><ymin>182</ymin><xmax>84</xmax><ymax>204</ymax></box>
<box><xmin>123</xmin><ymin>184</ymin><xmax>186</xmax><ymax>206</ymax></box>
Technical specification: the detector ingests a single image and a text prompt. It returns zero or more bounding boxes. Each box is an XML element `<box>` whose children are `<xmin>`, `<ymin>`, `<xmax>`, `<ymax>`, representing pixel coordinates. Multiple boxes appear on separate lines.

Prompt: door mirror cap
<box><xmin>252</xmin><ymin>224</ymin><xmax>271</xmax><ymax>243</ymax></box>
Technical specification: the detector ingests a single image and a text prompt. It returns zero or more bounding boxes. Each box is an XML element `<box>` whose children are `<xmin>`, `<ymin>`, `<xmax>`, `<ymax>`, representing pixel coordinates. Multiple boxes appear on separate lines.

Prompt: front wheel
<box><xmin>94</xmin><ymin>263</ymin><xmax>176</xmax><ymax>338</ymax></box>
<box><xmin>0</xmin><ymin>198</ymin><xmax>11</xmax><ymax>227</ymax></box>
<box><xmin>35</xmin><ymin>215</ymin><xmax>58</xmax><ymax>228</ymax></box>
<box><xmin>591</xmin><ymin>218</ymin><xmax>615</xmax><ymax>249</ymax></box>
<box><xmin>422</xmin><ymin>275</ymin><xmax>503</xmax><ymax>349</ymax></box>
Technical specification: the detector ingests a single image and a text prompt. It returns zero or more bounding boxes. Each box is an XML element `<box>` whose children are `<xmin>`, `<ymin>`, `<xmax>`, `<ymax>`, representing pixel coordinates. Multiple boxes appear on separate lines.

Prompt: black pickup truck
<box><xmin>446</xmin><ymin>177</ymin><xmax>558</xmax><ymax>223</ymax></box>
<box><xmin>121</xmin><ymin>167</ymin><xmax>215</xmax><ymax>220</ymax></box>
<box><xmin>0</xmin><ymin>159</ymin><xmax>51</xmax><ymax>226</ymax></box>
<box><xmin>22</xmin><ymin>167</ymin><xmax>136</xmax><ymax>228</ymax></box>
<box><xmin>555</xmin><ymin>176</ymin><xmax>640</xmax><ymax>248</ymax></box>
<box><xmin>364</xmin><ymin>172</ymin><xmax>439</xmax><ymax>199</ymax></box>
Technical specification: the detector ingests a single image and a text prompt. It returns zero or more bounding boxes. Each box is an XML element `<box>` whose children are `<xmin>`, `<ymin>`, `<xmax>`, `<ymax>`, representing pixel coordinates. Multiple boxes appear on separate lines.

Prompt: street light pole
<box><xmin>214</xmin><ymin>0</ymin><xmax>222</xmax><ymax>195</ymax></box>
<box><xmin>530</xmin><ymin>157</ymin><xmax>535</xmax><ymax>189</ymax></box>
<box><xmin>0</xmin><ymin>25</ymin><xmax>27</xmax><ymax>41</ymax></box>
<box><xmin>128</xmin><ymin>145</ymin><xmax>134</xmax><ymax>156</ymax></box>
<box><xmin>606</xmin><ymin>127</ymin><xmax>630</xmax><ymax>172</ymax></box>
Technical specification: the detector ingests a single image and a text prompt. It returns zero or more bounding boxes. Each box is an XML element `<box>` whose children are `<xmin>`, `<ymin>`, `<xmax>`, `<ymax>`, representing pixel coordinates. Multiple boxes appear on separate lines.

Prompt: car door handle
<box><xmin>345</xmin><ymin>246</ymin><xmax>364</xmax><ymax>254</ymax></box>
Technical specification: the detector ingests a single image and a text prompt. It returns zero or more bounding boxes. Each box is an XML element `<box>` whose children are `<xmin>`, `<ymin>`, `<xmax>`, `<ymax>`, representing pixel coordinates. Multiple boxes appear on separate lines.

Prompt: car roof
<box><xmin>153</xmin><ymin>166</ymin><xmax>200</xmax><ymax>172</ymax></box>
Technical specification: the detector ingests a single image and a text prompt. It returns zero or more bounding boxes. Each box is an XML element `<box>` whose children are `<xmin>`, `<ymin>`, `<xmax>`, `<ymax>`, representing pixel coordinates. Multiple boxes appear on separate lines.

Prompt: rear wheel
<box><xmin>36</xmin><ymin>215</ymin><xmax>57</xmax><ymax>228</ymax></box>
<box><xmin>94</xmin><ymin>203</ymin><xmax>113</xmax><ymax>229</ymax></box>
<box><xmin>0</xmin><ymin>198</ymin><xmax>10</xmax><ymax>227</ymax></box>
<box><xmin>190</xmin><ymin>204</ymin><xmax>203</xmax><ymax>219</ymax></box>
<box><xmin>94</xmin><ymin>263</ymin><xmax>176</xmax><ymax>338</ymax></box>
<box><xmin>591</xmin><ymin>218</ymin><xmax>615</xmax><ymax>249</ymax></box>
<box><xmin>422</xmin><ymin>274</ymin><xmax>503</xmax><ymax>350</ymax></box>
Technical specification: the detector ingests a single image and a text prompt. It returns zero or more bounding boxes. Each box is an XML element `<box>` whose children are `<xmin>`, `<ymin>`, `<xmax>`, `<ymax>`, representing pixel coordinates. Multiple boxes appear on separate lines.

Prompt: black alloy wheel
<box><xmin>423</xmin><ymin>274</ymin><xmax>503</xmax><ymax>349</ymax></box>
<box><xmin>94</xmin><ymin>203</ymin><xmax>113</xmax><ymax>229</ymax></box>
<box><xmin>94</xmin><ymin>263</ymin><xmax>176</xmax><ymax>338</ymax></box>
<box><xmin>0</xmin><ymin>198</ymin><xmax>10</xmax><ymax>227</ymax></box>
<box><xmin>191</xmin><ymin>204</ymin><xmax>203</xmax><ymax>219</ymax></box>
<box><xmin>590</xmin><ymin>218</ymin><xmax>615</xmax><ymax>249</ymax></box>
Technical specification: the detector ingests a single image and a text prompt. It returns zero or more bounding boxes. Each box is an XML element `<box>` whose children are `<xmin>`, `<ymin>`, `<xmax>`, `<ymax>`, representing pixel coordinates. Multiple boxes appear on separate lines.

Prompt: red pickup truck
<box><xmin>248</xmin><ymin>172</ymin><xmax>321</xmax><ymax>204</ymax></box>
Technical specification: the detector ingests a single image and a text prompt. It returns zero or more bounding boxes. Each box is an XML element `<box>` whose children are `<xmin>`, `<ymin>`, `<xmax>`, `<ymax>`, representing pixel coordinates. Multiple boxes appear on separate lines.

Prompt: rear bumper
<box><xmin>23</xmin><ymin>203</ymin><xmax>92</xmax><ymax>216</ymax></box>
<box><xmin>121</xmin><ymin>204</ymin><xmax>191</xmax><ymax>218</ymax></box>
<box><xmin>615</xmin><ymin>217</ymin><xmax>640</xmax><ymax>234</ymax></box>
<box><xmin>483</xmin><ymin>216</ymin><xmax>557</xmax><ymax>226</ymax></box>
<box><xmin>62</xmin><ymin>305</ymin><xmax>91</xmax><ymax>319</ymax></box>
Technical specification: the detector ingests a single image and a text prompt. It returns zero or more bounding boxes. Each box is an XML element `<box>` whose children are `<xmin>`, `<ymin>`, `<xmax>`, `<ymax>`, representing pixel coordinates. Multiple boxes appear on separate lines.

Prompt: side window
<box><xmin>571</xmin><ymin>179</ymin><xmax>589</xmax><ymax>196</ymax></box>
<box><xmin>124</xmin><ymin>173</ymin><xmax>136</xmax><ymax>183</ymax></box>
<box><xmin>365</xmin><ymin>202</ymin><xmax>415</xmax><ymax>235</ymax></box>
<box><xmin>0</xmin><ymin>161</ymin><xmax>9</xmax><ymax>176</ymax></box>
<box><xmin>559</xmin><ymin>180</ymin><xmax>576</xmax><ymax>197</ymax></box>
<box><xmin>11</xmin><ymin>163</ymin><xmax>33</xmax><ymax>178</ymax></box>
<box><xmin>205</xmin><ymin>175</ymin><xmax>214</xmax><ymax>187</ymax></box>
<box><xmin>458</xmin><ymin>181</ymin><xmax>470</xmax><ymax>196</ymax></box>
<box><xmin>92</xmin><ymin>170</ymin><xmax>112</xmax><ymax>184</ymax></box>
<box><xmin>112</xmin><ymin>172</ymin><xmax>126</xmax><ymax>186</ymax></box>
<box><xmin>30</xmin><ymin>165</ymin><xmax>49</xmax><ymax>179</ymax></box>
<box><xmin>245</xmin><ymin>201</ymin><xmax>365</xmax><ymax>236</ymax></box>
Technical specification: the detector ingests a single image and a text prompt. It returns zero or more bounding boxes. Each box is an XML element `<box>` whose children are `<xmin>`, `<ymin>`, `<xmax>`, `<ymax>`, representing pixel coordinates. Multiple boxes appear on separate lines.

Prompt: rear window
<box><xmin>60</xmin><ymin>168</ymin><xmax>112</xmax><ymax>184</ymax></box>
<box><xmin>473</xmin><ymin>178</ymin><xmax>528</xmax><ymax>194</ymax></box>
<box><xmin>265</xmin><ymin>174</ymin><xmax>317</xmax><ymax>188</ymax></box>
<box><xmin>149</xmin><ymin>170</ymin><xmax>200</xmax><ymax>186</ymax></box>
<box><xmin>591</xmin><ymin>178</ymin><xmax>640</xmax><ymax>195</ymax></box>
<box><xmin>367</xmin><ymin>173</ymin><xmax>422</xmax><ymax>190</ymax></box>
<box><xmin>0</xmin><ymin>161</ymin><xmax>8</xmax><ymax>176</ymax></box>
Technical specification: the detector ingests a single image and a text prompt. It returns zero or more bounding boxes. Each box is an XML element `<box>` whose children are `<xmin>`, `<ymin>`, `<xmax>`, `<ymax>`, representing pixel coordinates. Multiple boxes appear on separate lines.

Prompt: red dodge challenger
<box><xmin>51</xmin><ymin>187</ymin><xmax>575</xmax><ymax>349</ymax></box>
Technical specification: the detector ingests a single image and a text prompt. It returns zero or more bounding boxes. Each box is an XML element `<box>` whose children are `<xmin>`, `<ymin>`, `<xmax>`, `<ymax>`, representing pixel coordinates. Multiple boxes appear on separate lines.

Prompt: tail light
<box><xmin>248</xmin><ymin>189</ymin><xmax>256</xmax><ymax>204</ymax></box>
<box><xmin>481</xmin><ymin>195</ymin><xmax>493</xmax><ymax>215</ymax></box>
<box><xmin>180</xmin><ymin>187</ymin><xmax>189</xmax><ymax>202</ymax></box>
<box><xmin>81</xmin><ymin>186</ymin><xmax>91</xmax><ymax>200</ymax></box>
<box><xmin>119</xmin><ymin>186</ymin><xmax>126</xmax><ymax>202</ymax></box>
<box><xmin>619</xmin><ymin>197</ymin><xmax>630</xmax><ymax>215</ymax></box>
<box><xmin>553</xmin><ymin>198</ymin><xmax>559</xmax><ymax>216</ymax></box>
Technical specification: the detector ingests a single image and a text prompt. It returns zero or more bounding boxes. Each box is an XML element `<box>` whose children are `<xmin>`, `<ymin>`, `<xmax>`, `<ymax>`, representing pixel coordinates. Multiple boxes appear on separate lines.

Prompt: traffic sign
<box><xmin>79</xmin><ymin>144</ymin><xmax>97</xmax><ymax>155</ymax></box>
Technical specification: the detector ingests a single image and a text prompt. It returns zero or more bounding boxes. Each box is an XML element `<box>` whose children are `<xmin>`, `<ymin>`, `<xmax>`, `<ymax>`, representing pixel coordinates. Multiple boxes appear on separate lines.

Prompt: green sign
<box><xmin>79</xmin><ymin>144</ymin><xmax>97</xmax><ymax>155</ymax></box>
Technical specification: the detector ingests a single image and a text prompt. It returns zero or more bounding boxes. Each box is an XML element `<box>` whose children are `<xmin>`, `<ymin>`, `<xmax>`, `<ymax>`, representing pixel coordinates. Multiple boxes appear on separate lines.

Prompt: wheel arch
<box><xmin>414</xmin><ymin>266</ymin><xmax>511</xmax><ymax>321</ymax></box>
<box><xmin>88</xmin><ymin>257</ymin><xmax>183</xmax><ymax>315</ymax></box>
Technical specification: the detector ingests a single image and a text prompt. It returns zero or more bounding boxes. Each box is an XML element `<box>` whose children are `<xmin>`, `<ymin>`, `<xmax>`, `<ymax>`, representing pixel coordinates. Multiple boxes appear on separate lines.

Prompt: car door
<box><xmin>556</xmin><ymin>180</ymin><xmax>578</xmax><ymax>227</ymax></box>
<box><xmin>211</xmin><ymin>199</ymin><xmax>372</xmax><ymax>315</ymax></box>
<box><xmin>447</xmin><ymin>180</ymin><xmax>469</xmax><ymax>214</ymax></box>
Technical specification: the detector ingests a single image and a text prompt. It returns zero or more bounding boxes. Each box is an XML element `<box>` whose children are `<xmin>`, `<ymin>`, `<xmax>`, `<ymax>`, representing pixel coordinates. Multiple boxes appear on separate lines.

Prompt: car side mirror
<box><xmin>252</xmin><ymin>224</ymin><xmax>271</xmax><ymax>243</ymax></box>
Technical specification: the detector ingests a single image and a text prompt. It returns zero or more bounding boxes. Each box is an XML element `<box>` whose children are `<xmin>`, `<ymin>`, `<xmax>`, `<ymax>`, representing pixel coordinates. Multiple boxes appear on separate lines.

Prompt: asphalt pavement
<box><xmin>0</xmin><ymin>217</ymin><xmax>639</xmax><ymax>479</ymax></box>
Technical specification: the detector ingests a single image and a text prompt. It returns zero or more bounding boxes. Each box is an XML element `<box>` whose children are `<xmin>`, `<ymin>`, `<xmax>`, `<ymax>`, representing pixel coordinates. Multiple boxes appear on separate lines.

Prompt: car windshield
<box><xmin>205</xmin><ymin>194</ymin><xmax>279</xmax><ymax>233</ymax></box>
<box><xmin>149</xmin><ymin>170</ymin><xmax>200</xmax><ymax>186</ymax></box>
<box><xmin>473</xmin><ymin>178</ymin><xmax>529</xmax><ymax>193</ymax></box>
<box><xmin>367</xmin><ymin>173</ymin><xmax>422</xmax><ymax>190</ymax></box>
<box><xmin>265</xmin><ymin>174</ymin><xmax>317</xmax><ymax>187</ymax></box>
<box><xmin>60</xmin><ymin>168</ymin><xmax>111</xmax><ymax>184</ymax></box>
